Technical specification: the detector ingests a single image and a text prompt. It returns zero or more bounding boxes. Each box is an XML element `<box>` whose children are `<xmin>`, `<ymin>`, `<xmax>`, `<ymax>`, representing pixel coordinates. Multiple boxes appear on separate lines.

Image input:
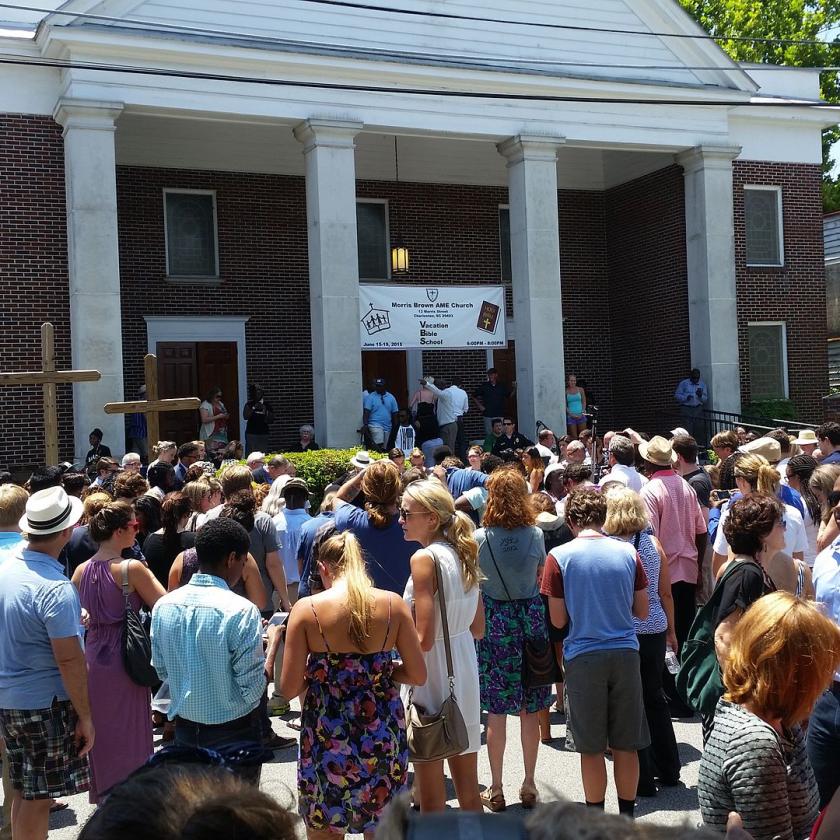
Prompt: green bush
<box><xmin>744</xmin><ymin>399</ymin><xmax>797</xmax><ymax>423</ymax></box>
<box><xmin>220</xmin><ymin>448</ymin><xmax>383</xmax><ymax>510</ymax></box>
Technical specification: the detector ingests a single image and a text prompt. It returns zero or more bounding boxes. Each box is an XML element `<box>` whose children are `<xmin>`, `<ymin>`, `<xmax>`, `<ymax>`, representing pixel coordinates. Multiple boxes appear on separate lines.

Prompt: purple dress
<box><xmin>79</xmin><ymin>559</ymin><xmax>153</xmax><ymax>803</ymax></box>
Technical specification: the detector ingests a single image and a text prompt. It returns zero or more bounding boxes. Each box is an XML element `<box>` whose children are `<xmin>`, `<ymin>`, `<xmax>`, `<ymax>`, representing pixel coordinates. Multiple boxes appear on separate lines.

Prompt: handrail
<box><xmin>653</xmin><ymin>407</ymin><xmax>819</xmax><ymax>447</ymax></box>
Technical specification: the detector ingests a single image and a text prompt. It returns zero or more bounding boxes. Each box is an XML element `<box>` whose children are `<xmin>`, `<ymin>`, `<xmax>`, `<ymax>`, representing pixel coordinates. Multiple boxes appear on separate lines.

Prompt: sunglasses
<box><xmin>398</xmin><ymin>507</ymin><xmax>424</xmax><ymax>519</ymax></box>
<box><xmin>503</xmin><ymin>422</ymin><xmax>514</xmax><ymax>427</ymax></box>
<box><xmin>125</xmin><ymin>519</ymin><xmax>140</xmax><ymax>530</ymax></box>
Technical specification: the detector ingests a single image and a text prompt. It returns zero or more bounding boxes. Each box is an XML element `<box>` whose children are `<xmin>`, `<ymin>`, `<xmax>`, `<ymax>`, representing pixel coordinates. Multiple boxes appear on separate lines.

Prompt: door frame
<box><xmin>144</xmin><ymin>316</ymin><xmax>249</xmax><ymax>423</ymax></box>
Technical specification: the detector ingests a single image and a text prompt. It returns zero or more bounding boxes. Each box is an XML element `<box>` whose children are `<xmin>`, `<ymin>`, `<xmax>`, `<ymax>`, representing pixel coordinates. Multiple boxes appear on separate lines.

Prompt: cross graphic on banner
<box><xmin>103</xmin><ymin>354</ymin><xmax>200</xmax><ymax>451</ymax></box>
<box><xmin>0</xmin><ymin>323</ymin><xmax>101</xmax><ymax>465</ymax></box>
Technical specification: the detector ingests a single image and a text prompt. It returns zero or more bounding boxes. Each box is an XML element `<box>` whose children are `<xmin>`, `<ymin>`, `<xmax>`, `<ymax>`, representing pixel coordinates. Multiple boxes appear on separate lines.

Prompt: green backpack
<box><xmin>675</xmin><ymin>559</ymin><xmax>755</xmax><ymax>718</ymax></box>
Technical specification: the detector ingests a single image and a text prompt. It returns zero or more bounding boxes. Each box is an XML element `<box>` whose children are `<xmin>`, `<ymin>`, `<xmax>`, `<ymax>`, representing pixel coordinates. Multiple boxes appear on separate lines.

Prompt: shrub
<box><xmin>220</xmin><ymin>448</ymin><xmax>383</xmax><ymax>511</ymax></box>
<box><xmin>744</xmin><ymin>399</ymin><xmax>797</xmax><ymax>423</ymax></box>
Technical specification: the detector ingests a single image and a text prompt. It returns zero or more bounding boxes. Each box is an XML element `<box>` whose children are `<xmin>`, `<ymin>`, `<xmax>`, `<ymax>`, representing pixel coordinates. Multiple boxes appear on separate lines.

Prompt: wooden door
<box><xmin>156</xmin><ymin>342</ymin><xmax>200</xmax><ymax>444</ymax></box>
<box><xmin>362</xmin><ymin>350</ymin><xmax>409</xmax><ymax>410</ymax></box>
<box><xmin>493</xmin><ymin>342</ymin><xmax>518</xmax><ymax>423</ymax></box>
<box><xmin>196</xmin><ymin>342</ymin><xmax>240</xmax><ymax>442</ymax></box>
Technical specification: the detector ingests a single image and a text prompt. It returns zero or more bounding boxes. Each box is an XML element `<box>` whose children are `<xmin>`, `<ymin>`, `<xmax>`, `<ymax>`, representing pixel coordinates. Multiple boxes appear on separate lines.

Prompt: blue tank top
<box><xmin>566</xmin><ymin>390</ymin><xmax>583</xmax><ymax>416</ymax></box>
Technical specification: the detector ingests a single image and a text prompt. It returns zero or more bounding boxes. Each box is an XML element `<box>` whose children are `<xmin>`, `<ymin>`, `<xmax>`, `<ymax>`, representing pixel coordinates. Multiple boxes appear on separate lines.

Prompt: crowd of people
<box><xmin>3</xmin><ymin>399</ymin><xmax>840</xmax><ymax>840</ymax></box>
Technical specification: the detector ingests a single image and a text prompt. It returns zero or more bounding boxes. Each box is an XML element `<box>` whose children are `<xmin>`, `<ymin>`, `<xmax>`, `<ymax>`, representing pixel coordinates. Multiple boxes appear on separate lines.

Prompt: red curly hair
<box><xmin>482</xmin><ymin>468</ymin><xmax>535</xmax><ymax>529</ymax></box>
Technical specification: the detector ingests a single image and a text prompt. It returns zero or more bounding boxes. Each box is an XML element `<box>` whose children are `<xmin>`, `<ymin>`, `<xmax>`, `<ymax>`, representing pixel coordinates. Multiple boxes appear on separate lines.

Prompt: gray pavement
<box><xmin>7</xmin><ymin>702</ymin><xmax>704</xmax><ymax>838</ymax></box>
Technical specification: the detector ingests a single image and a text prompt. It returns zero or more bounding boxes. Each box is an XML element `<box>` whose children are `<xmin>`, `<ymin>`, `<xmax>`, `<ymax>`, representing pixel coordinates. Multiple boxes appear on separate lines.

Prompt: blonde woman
<box><xmin>147</xmin><ymin>441</ymin><xmax>176</xmax><ymax>471</ymax></box>
<box><xmin>604</xmin><ymin>487</ymin><xmax>680</xmax><ymax>796</ymax></box>
<box><xmin>281</xmin><ymin>531</ymin><xmax>425</xmax><ymax>839</ymax></box>
<box><xmin>399</xmin><ymin>479</ymin><xmax>485</xmax><ymax>813</ymax></box>
<box><xmin>712</xmin><ymin>454</ymin><xmax>807</xmax><ymax>583</ymax></box>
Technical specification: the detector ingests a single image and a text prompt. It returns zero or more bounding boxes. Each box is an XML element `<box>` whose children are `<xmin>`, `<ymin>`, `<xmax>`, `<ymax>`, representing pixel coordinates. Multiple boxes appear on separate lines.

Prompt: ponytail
<box><xmin>445</xmin><ymin>511</ymin><xmax>482</xmax><ymax>591</ymax></box>
<box><xmin>756</xmin><ymin>464</ymin><xmax>781</xmax><ymax>496</ymax></box>
<box><xmin>318</xmin><ymin>532</ymin><xmax>373</xmax><ymax>648</ymax></box>
<box><xmin>341</xmin><ymin>536</ymin><xmax>374</xmax><ymax>648</ymax></box>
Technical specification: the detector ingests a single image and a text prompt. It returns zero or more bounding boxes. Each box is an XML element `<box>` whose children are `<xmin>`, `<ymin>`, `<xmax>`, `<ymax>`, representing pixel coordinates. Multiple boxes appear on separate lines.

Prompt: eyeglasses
<box><xmin>398</xmin><ymin>507</ymin><xmax>423</xmax><ymax>519</ymax></box>
<box><xmin>503</xmin><ymin>422</ymin><xmax>514</xmax><ymax>427</ymax></box>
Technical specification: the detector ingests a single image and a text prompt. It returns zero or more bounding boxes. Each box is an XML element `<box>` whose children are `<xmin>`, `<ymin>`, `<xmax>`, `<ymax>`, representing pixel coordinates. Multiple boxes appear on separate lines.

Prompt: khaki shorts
<box><xmin>564</xmin><ymin>648</ymin><xmax>650</xmax><ymax>754</ymax></box>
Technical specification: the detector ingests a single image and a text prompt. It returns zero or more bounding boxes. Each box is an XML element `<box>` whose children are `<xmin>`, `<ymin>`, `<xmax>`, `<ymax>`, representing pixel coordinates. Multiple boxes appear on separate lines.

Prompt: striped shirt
<box><xmin>151</xmin><ymin>573</ymin><xmax>265</xmax><ymax>725</ymax></box>
<box><xmin>698</xmin><ymin>699</ymin><xmax>818</xmax><ymax>839</ymax></box>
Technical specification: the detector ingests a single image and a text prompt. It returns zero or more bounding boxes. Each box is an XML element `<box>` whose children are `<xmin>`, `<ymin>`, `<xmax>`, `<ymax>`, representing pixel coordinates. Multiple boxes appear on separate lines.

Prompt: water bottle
<box><xmin>665</xmin><ymin>646</ymin><xmax>680</xmax><ymax>675</ymax></box>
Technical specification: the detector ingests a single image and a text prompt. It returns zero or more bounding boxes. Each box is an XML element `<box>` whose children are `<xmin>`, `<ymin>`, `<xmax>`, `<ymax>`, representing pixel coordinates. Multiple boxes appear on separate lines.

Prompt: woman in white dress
<box><xmin>399</xmin><ymin>479</ymin><xmax>485</xmax><ymax>813</ymax></box>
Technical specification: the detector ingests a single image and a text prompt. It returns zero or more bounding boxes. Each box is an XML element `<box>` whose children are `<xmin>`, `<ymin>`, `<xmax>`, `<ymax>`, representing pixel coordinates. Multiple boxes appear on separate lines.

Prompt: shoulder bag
<box><xmin>485</xmin><ymin>531</ymin><xmax>558</xmax><ymax>690</ymax></box>
<box><xmin>121</xmin><ymin>559</ymin><xmax>159</xmax><ymax>688</ymax></box>
<box><xmin>405</xmin><ymin>548</ymin><xmax>469</xmax><ymax>763</ymax></box>
<box><xmin>675</xmin><ymin>558</ymin><xmax>755</xmax><ymax>718</ymax></box>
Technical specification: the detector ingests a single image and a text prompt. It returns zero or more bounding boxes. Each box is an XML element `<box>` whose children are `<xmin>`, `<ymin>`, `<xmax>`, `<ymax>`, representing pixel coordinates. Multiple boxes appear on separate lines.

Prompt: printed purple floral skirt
<box><xmin>298</xmin><ymin>650</ymin><xmax>408</xmax><ymax>833</ymax></box>
<box><xmin>477</xmin><ymin>593</ymin><xmax>552</xmax><ymax>715</ymax></box>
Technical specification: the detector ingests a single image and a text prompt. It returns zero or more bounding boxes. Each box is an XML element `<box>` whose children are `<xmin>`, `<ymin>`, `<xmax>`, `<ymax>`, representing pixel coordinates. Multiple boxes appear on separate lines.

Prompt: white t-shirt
<box><xmin>713</xmin><ymin>500</ymin><xmax>807</xmax><ymax>559</ymax></box>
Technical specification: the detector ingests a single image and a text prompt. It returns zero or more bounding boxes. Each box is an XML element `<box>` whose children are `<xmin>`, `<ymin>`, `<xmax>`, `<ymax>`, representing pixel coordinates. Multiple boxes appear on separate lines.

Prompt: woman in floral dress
<box><xmin>281</xmin><ymin>531</ymin><xmax>426</xmax><ymax>839</ymax></box>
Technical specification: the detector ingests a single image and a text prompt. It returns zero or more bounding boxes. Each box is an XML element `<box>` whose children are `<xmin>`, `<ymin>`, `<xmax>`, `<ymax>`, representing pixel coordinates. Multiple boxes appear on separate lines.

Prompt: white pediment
<box><xmin>51</xmin><ymin>0</ymin><xmax>755</xmax><ymax>92</ymax></box>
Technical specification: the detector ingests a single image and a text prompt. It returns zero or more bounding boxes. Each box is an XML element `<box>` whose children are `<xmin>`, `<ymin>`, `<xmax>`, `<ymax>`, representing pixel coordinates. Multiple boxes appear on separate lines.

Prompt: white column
<box><xmin>54</xmin><ymin>98</ymin><xmax>125</xmax><ymax>462</ymax></box>
<box><xmin>294</xmin><ymin>119</ymin><xmax>364</xmax><ymax>447</ymax></box>
<box><xmin>678</xmin><ymin>145</ymin><xmax>742</xmax><ymax>414</ymax></box>
<box><xmin>498</xmin><ymin>134</ymin><xmax>566</xmax><ymax>437</ymax></box>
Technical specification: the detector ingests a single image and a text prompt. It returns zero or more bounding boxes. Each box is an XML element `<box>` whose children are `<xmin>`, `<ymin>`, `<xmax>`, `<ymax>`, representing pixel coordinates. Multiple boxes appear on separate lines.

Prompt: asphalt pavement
<box><xmin>18</xmin><ymin>702</ymin><xmax>705</xmax><ymax>839</ymax></box>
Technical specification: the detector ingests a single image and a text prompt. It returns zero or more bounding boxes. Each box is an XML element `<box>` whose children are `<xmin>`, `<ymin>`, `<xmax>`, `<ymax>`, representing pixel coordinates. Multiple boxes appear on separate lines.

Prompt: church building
<box><xmin>0</xmin><ymin>0</ymin><xmax>835</xmax><ymax>470</ymax></box>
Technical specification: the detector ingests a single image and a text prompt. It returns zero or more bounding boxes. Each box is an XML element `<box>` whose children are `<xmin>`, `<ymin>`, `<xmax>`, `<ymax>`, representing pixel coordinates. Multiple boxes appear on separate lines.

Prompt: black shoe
<box><xmin>667</xmin><ymin>701</ymin><xmax>695</xmax><ymax>719</ymax></box>
<box><xmin>636</xmin><ymin>783</ymin><xmax>657</xmax><ymax>798</ymax></box>
<box><xmin>263</xmin><ymin>733</ymin><xmax>296</xmax><ymax>750</ymax></box>
<box><xmin>657</xmin><ymin>777</ymin><xmax>681</xmax><ymax>787</ymax></box>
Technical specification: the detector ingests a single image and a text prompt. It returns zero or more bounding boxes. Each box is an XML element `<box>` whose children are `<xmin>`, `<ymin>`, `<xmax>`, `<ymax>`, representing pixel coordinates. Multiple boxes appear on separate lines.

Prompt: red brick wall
<box><xmin>560</xmin><ymin>190</ymin><xmax>613</xmax><ymax>430</ymax></box>
<box><xmin>606</xmin><ymin>165</ymin><xmax>691</xmax><ymax>433</ymax></box>
<box><xmin>733</xmin><ymin>161</ymin><xmax>827</xmax><ymax>421</ymax></box>
<box><xmin>0</xmin><ymin>116</ymin><xmax>73</xmax><ymax>474</ymax></box>
<box><xmin>116</xmin><ymin>166</ymin><xmax>312</xmax><ymax>454</ymax></box>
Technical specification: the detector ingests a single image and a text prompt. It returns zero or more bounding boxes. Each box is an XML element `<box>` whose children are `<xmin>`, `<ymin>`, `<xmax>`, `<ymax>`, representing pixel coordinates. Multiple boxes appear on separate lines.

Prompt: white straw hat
<box><xmin>19</xmin><ymin>487</ymin><xmax>83</xmax><ymax>536</ymax></box>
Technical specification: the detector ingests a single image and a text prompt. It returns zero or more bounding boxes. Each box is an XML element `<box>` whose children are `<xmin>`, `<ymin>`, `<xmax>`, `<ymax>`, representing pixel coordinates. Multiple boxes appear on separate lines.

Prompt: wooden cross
<box><xmin>0</xmin><ymin>323</ymin><xmax>101</xmax><ymax>465</ymax></box>
<box><xmin>104</xmin><ymin>354</ymin><xmax>200</xmax><ymax>450</ymax></box>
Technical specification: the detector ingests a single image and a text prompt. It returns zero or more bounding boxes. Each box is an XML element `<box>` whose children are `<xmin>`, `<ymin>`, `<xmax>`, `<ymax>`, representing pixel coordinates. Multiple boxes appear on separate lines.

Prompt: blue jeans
<box><xmin>807</xmin><ymin>682</ymin><xmax>840</xmax><ymax>808</ymax></box>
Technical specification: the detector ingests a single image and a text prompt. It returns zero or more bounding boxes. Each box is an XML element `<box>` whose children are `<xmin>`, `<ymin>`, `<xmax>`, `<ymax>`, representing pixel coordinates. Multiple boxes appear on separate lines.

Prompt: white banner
<box><xmin>359</xmin><ymin>285</ymin><xmax>506</xmax><ymax>350</ymax></box>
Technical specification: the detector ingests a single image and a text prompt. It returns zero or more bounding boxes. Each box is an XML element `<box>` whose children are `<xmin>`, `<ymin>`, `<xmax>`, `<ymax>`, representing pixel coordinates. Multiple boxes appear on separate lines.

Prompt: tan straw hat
<box><xmin>738</xmin><ymin>436</ymin><xmax>781</xmax><ymax>464</ymax></box>
<box><xmin>638</xmin><ymin>436</ymin><xmax>674</xmax><ymax>468</ymax></box>
<box><xmin>793</xmin><ymin>429</ymin><xmax>819</xmax><ymax>446</ymax></box>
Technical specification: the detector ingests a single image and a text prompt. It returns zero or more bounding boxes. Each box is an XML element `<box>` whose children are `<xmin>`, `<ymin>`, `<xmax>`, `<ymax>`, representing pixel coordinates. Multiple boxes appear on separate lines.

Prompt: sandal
<box><xmin>480</xmin><ymin>788</ymin><xmax>506</xmax><ymax>812</ymax></box>
<box><xmin>519</xmin><ymin>785</ymin><xmax>538</xmax><ymax>809</ymax></box>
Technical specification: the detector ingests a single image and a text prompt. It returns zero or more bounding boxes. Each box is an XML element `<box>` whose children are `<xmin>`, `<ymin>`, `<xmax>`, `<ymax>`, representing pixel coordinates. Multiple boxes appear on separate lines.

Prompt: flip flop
<box><xmin>49</xmin><ymin>801</ymin><xmax>69</xmax><ymax>813</ymax></box>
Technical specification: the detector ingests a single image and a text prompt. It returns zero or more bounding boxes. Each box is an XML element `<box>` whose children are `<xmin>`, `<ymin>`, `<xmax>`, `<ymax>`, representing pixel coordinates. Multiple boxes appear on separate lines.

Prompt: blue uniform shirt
<box><xmin>364</xmin><ymin>391</ymin><xmax>399</xmax><ymax>431</ymax></box>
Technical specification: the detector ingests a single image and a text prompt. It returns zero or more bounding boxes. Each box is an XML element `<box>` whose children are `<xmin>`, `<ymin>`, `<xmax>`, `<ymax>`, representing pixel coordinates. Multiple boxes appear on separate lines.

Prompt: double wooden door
<box><xmin>156</xmin><ymin>342</ymin><xmax>240</xmax><ymax>444</ymax></box>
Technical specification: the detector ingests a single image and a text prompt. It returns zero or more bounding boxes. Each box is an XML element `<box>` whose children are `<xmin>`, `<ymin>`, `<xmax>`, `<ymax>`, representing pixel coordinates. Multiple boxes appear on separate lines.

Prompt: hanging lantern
<box><xmin>391</xmin><ymin>244</ymin><xmax>410</xmax><ymax>275</ymax></box>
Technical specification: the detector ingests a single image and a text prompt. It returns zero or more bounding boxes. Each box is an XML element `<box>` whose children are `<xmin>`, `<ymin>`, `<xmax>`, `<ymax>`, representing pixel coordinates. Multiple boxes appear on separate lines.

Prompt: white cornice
<box><xmin>38</xmin><ymin>27</ymin><xmax>755</xmax><ymax>106</ymax></box>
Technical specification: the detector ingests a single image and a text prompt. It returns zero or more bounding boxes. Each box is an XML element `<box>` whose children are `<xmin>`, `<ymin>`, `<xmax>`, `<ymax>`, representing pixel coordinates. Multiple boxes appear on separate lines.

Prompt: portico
<box><xmin>0</xmin><ymin>0</ymin><xmax>834</xmax><ymax>468</ymax></box>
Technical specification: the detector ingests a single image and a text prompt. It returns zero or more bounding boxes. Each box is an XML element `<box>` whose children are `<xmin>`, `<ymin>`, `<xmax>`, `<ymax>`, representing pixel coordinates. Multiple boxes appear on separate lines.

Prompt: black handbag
<box><xmin>120</xmin><ymin>560</ymin><xmax>159</xmax><ymax>688</ymax></box>
<box><xmin>485</xmin><ymin>532</ymin><xmax>559</xmax><ymax>690</ymax></box>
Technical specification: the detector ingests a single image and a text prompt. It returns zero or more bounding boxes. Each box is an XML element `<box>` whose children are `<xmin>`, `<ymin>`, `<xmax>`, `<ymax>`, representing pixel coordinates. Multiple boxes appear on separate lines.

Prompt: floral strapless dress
<box><xmin>298</xmin><ymin>603</ymin><xmax>408</xmax><ymax>833</ymax></box>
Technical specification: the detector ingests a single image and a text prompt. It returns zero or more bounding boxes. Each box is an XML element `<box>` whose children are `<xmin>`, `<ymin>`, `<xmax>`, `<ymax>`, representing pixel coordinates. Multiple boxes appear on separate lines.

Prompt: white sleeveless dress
<box><xmin>401</xmin><ymin>541</ymin><xmax>481</xmax><ymax>754</ymax></box>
